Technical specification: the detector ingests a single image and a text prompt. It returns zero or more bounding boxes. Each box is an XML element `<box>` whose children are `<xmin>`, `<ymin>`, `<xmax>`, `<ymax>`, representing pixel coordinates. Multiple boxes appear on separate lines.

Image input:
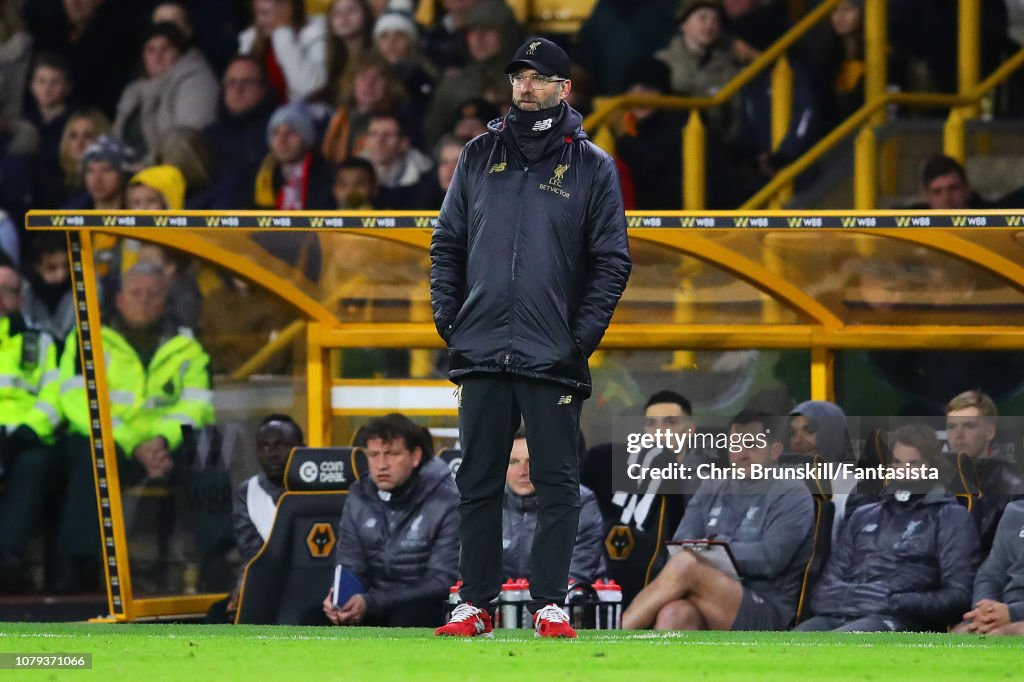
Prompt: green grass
<box><xmin>0</xmin><ymin>624</ymin><xmax>1021</xmax><ymax>681</ymax></box>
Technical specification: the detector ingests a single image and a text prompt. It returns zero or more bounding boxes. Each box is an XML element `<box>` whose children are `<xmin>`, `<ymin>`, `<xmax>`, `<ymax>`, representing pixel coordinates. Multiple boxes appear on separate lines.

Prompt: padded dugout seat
<box><xmin>235</xmin><ymin>447</ymin><xmax>364</xmax><ymax>625</ymax></box>
<box><xmin>435</xmin><ymin>448</ymin><xmax>462</xmax><ymax>476</ymax></box>
<box><xmin>778</xmin><ymin>453</ymin><xmax>835</xmax><ymax>625</ymax></box>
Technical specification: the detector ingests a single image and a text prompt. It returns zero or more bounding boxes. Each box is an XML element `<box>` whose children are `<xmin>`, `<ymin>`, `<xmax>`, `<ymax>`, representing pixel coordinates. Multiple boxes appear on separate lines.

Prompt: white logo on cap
<box><xmin>527</xmin><ymin>41</ymin><xmax>541</xmax><ymax>55</ymax></box>
<box><xmin>299</xmin><ymin>461</ymin><xmax>319</xmax><ymax>483</ymax></box>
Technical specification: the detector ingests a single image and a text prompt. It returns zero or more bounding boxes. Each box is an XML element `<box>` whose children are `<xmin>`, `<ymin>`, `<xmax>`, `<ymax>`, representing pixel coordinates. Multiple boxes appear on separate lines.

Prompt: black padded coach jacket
<box><xmin>429</xmin><ymin>104</ymin><xmax>631</xmax><ymax>397</ymax></box>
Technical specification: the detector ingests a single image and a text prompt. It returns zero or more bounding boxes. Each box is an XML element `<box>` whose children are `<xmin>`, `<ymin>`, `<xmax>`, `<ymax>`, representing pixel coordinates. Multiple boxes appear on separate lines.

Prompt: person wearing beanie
<box><xmin>423</xmin><ymin>0</ymin><xmax>523</xmax><ymax>144</ymax></box>
<box><xmin>254</xmin><ymin>101</ymin><xmax>332</xmax><ymax>210</ymax></box>
<box><xmin>113</xmin><ymin>22</ymin><xmax>219</xmax><ymax>164</ymax></box>
<box><xmin>75</xmin><ymin>135</ymin><xmax>137</xmax><ymax>210</ymax></box>
<box><xmin>127</xmin><ymin>165</ymin><xmax>187</xmax><ymax>210</ymax></box>
<box><xmin>654</xmin><ymin>0</ymin><xmax>737</xmax><ymax>99</ymax></box>
<box><xmin>432</xmin><ymin>36</ymin><xmax>630</xmax><ymax>639</ymax></box>
<box><xmin>252</xmin><ymin>101</ymin><xmax>331</xmax><ymax>283</ymax></box>
<box><xmin>373</xmin><ymin>11</ymin><xmax>437</xmax><ymax>117</ymax></box>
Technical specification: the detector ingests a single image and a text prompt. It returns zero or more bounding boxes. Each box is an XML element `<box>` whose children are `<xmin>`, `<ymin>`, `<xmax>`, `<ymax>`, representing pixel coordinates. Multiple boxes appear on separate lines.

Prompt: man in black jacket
<box><xmin>431</xmin><ymin>37</ymin><xmax>631</xmax><ymax>639</ymax></box>
<box><xmin>797</xmin><ymin>424</ymin><xmax>979</xmax><ymax>632</ymax></box>
<box><xmin>323</xmin><ymin>413</ymin><xmax>459</xmax><ymax>628</ymax></box>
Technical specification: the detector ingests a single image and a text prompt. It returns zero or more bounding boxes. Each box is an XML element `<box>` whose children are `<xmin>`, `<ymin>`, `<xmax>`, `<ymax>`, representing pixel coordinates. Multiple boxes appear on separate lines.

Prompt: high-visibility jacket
<box><xmin>0</xmin><ymin>313</ymin><xmax>61</xmax><ymax>443</ymax></box>
<box><xmin>59</xmin><ymin>318</ymin><xmax>215</xmax><ymax>455</ymax></box>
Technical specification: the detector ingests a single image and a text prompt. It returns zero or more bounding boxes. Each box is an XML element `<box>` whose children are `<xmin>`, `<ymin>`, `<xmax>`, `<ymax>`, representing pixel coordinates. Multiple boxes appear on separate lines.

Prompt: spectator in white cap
<box><xmin>373</xmin><ymin>11</ymin><xmax>437</xmax><ymax>116</ymax></box>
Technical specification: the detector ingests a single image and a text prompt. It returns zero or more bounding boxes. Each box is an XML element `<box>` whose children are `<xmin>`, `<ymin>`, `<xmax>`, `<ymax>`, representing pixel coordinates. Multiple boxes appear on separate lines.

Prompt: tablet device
<box><xmin>666</xmin><ymin>540</ymin><xmax>740</xmax><ymax>580</ymax></box>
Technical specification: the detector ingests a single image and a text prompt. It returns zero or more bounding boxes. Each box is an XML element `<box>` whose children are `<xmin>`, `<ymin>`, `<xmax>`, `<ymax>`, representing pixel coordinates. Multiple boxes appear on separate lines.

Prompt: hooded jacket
<box><xmin>430</xmin><ymin>104</ymin><xmax>631</xmax><ymax>397</ymax></box>
<box><xmin>972</xmin><ymin>500</ymin><xmax>1024</xmax><ymax>623</ymax></box>
<box><xmin>502</xmin><ymin>483</ymin><xmax>606</xmax><ymax>584</ymax></box>
<box><xmin>334</xmin><ymin>458</ymin><xmax>460</xmax><ymax>617</ymax></box>
<box><xmin>790</xmin><ymin>400</ymin><xmax>851</xmax><ymax>463</ymax></box>
<box><xmin>809</xmin><ymin>488</ymin><xmax>980</xmax><ymax>629</ymax></box>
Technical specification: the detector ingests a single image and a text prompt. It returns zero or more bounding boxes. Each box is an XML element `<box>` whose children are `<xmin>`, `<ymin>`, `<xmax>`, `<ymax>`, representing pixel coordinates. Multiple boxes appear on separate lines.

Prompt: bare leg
<box><xmin>991</xmin><ymin>622</ymin><xmax>1024</xmax><ymax>636</ymax></box>
<box><xmin>622</xmin><ymin>551</ymin><xmax>743</xmax><ymax>630</ymax></box>
<box><xmin>654</xmin><ymin>599</ymin><xmax>706</xmax><ymax>630</ymax></box>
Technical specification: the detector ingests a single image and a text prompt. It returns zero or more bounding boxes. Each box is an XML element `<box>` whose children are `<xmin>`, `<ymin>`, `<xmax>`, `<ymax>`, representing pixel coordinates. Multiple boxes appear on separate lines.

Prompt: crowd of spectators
<box><xmin>2</xmin><ymin>0</ymin><xmax>1023</xmax><ymax>263</ymax></box>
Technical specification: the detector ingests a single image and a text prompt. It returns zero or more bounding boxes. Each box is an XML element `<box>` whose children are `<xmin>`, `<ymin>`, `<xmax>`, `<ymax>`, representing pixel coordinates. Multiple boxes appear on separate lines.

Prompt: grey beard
<box><xmin>514</xmin><ymin>92</ymin><xmax>563</xmax><ymax>110</ymax></box>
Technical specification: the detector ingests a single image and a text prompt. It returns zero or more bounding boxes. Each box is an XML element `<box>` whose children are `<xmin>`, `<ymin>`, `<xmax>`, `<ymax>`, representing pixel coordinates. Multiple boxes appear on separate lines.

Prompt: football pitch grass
<box><xmin>0</xmin><ymin>624</ymin><xmax>1021</xmax><ymax>681</ymax></box>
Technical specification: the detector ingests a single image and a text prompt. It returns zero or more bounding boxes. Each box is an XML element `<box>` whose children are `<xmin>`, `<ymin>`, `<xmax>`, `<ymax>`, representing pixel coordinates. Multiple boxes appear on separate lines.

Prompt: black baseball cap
<box><xmin>504</xmin><ymin>37</ymin><xmax>571</xmax><ymax>79</ymax></box>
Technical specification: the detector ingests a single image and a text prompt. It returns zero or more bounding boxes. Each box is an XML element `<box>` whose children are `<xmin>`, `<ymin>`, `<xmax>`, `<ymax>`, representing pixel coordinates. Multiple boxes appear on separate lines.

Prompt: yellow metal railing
<box><xmin>582</xmin><ymin>0</ymin><xmax>848</xmax><ymax>210</ymax></box>
<box><xmin>582</xmin><ymin>0</ymin><xmax>1019</xmax><ymax>211</ymax></box>
<box><xmin>743</xmin><ymin>47</ymin><xmax>1024</xmax><ymax>209</ymax></box>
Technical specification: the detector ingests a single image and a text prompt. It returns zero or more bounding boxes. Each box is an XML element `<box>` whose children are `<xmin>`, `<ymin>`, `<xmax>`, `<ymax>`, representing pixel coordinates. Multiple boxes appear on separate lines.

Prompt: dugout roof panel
<box><xmin>25</xmin><ymin>209</ymin><xmax>1024</xmax><ymax>332</ymax></box>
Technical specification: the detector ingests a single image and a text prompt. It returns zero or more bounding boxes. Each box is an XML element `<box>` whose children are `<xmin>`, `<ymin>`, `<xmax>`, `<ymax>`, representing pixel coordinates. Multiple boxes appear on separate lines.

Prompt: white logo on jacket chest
<box><xmin>902</xmin><ymin>520</ymin><xmax>921</xmax><ymax>539</ymax></box>
<box><xmin>745</xmin><ymin>506</ymin><xmax>760</xmax><ymax>521</ymax></box>
<box><xmin>364</xmin><ymin>518</ymin><xmax>377</xmax><ymax>529</ymax></box>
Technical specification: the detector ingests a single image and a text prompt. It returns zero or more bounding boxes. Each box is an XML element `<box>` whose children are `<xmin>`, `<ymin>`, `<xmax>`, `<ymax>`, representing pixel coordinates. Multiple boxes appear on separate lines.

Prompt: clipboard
<box><xmin>666</xmin><ymin>540</ymin><xmax>740</xmax><ymax>580</ymax></box>
<box><xmin>332</xmin><ymin>565</ymin><xmax>366</xmax><ymax>607</ymax></box>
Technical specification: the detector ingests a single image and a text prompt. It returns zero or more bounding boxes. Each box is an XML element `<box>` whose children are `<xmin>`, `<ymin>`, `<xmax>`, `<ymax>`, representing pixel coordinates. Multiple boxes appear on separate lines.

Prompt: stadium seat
<box><xmin>234</xmin><ymin>447</ymin><xmax>363</xmax><ymax>625</ymax></box>
<box><xmin>779</xmin><ymin>453</ymin><xmax>835</xmax><ymax>625</ymax></box>
<box><xmin>435</xmin><ymin>448</ymin><xmax>462</xmax><ymax>476</ymax></box>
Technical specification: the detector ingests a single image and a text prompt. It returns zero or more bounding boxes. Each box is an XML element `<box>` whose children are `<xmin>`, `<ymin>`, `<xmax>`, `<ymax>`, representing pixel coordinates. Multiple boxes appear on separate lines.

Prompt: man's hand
<box><xmin>323</xmin><ymin>588</ymin><xmax>344</xmax><ymax>625</ymax></box>
<box><xmin>337</xmin><ymin>594</ymin><xmax>367</xmax><ymax>625</ymax></box>
<box><xmin>965</xmin><ymin>599</ymin><xmax>1011</xmax><ymax>634</ymax></box>
<box><xmin>133</xmin><ymin>437</ymin><xmax>173</xmax><ymax>479</ymax></box>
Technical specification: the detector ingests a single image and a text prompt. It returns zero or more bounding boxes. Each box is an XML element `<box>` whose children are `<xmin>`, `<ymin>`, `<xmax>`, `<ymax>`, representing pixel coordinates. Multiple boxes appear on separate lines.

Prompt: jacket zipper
<box><xmin>506</xmin><ymin>161</ymin><xmax>529</xmax><ymax>366</ymax></box>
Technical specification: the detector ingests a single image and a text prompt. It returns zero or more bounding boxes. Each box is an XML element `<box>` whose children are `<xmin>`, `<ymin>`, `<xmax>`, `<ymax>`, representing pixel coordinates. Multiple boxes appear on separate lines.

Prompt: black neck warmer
<box><xmin>505</xmin><ymin>102</ymin><xmax>566</xmax><ymax>163</ymax></box>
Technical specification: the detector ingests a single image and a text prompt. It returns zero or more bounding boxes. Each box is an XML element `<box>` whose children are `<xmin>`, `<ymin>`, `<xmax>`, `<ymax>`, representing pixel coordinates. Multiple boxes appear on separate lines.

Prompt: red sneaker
<box><xmin>435</xmin><ymin>603</ymin><xmax>494</xmax><ymax>638</ymax></box>
<box><xmin>532</xmin><ymin>604</ymin><xmax>577</xmax><ymax>639</ymax></box>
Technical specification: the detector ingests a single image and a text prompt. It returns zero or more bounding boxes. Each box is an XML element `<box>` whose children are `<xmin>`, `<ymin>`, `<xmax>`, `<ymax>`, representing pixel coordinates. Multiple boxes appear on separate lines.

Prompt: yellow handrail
<box><xmin>742</xmin><ymin>47</ymin><xmax>1024</xmax><ymax>209</ymax></box>
<box><xmin>581</xmin><ymin>0</ymin><xmax>843</xmax><ymax>131</ymax></box>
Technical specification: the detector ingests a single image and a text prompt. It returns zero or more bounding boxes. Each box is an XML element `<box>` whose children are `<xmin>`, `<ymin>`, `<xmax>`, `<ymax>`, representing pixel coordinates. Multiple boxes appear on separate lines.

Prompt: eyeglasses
<box><xmin>509</xmin><ymin>72</ymin><xmax>567</xmax><ymax>87</ymax></box>
<box><xmin>224</xmin><ymin>77</ymin><xmax>263</xmax><ymax>89</ymax></box>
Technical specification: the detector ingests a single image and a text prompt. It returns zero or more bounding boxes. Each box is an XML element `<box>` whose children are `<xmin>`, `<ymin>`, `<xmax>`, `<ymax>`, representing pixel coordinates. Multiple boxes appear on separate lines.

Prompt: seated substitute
<box><xmin>503</xmin><ymin>430</ymin><xmax>605</xmax><ymax>585</ymax></box>
<box><xmin>945</xmin><ymin>389</ymin><xmax>1024</xmax><ymax>551</ymax></box>
<box><xmin>323</xmin><ymin>413</ymin><xmax>459</xmax><ymax>627</ymax></box>
<box><xmin>797</xmin><ymin>424</ymin><xmax>979</xmax><ymax>632</ymax></box>
<box><xmin>955</xmin><ymin>500</ymin><xmax>1024</xmax><ymax>635</ymax></box>
<box><xmin>229</xmin><ymin>414</ymin><xmax>304</xmax><ymax>615</ymax></box>
<box><xmin>0</xmin><ymin>261</ymin><xmax>61</xmax><ymax>592</ymax></box>
<box><xmin>622</xmin><ymin>410</ymin><xmax>815</xmax><ymax>631</ymax></box>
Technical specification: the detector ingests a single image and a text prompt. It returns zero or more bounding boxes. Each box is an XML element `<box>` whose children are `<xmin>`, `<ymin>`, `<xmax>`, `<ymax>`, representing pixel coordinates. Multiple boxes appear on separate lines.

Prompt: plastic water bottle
<box><xmin>448</xmin><ymin>580</ymin><xmax>463</xmax><ymax>614</ymax></box>
<box><xmin>565</xmin><ymin>579</ymin><xmax>588</xmax><ymax>629</ymax></box>
<box><xmin>517</xmin><ymin>578</ymin><xmax>531</xmax><ymax>628</ymax></box>
<box><xmin>594</xmin><ymin>580</ymin><xmax>623</xmax><ymax>630</ymax></box>
<box><xmin>499</xmin><ymin>579</ymin><xmax>519</xmax><ymax>629</ymax></box>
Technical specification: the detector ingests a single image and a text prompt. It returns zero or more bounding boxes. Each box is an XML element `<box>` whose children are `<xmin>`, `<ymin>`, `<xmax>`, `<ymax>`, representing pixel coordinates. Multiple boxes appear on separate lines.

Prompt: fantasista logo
<box><xmin>539</xmin><ymin>163</ymin><xmax>571</xmax><ymax>198</ymax></box>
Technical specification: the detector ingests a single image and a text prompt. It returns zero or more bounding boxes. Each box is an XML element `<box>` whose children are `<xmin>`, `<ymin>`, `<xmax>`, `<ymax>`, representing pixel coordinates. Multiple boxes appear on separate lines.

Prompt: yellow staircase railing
<box><xmin>742</xmin><ymin>47</ymin><xmax>1024</xmax><ymax>210</ymax></box>
<box><xmin>582</xmin><ymin>0</ymin><xmax>852</xmax><ymax>210</ymax></box>
<box><xmin>582</xmin><ymin>0</ymin><xmax>1021</xmax><ymax>211</ymax></box>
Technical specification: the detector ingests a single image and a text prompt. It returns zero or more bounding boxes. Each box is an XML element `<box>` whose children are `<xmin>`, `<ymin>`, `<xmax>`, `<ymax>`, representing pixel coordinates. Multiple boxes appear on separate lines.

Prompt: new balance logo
<box><xmin>532</xmin><ymin>118</ymin><xmax>553</xmax><ymax>132</ymax></box>
<box><xmin>557</xmin><ymin>395</ymin><xmax>573</xmax><ymax>405</ymax></box>
<box><xmin>489</xmin><ymin>163</ymin><xmax>506</xmax><ymax>173</ymax></box>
